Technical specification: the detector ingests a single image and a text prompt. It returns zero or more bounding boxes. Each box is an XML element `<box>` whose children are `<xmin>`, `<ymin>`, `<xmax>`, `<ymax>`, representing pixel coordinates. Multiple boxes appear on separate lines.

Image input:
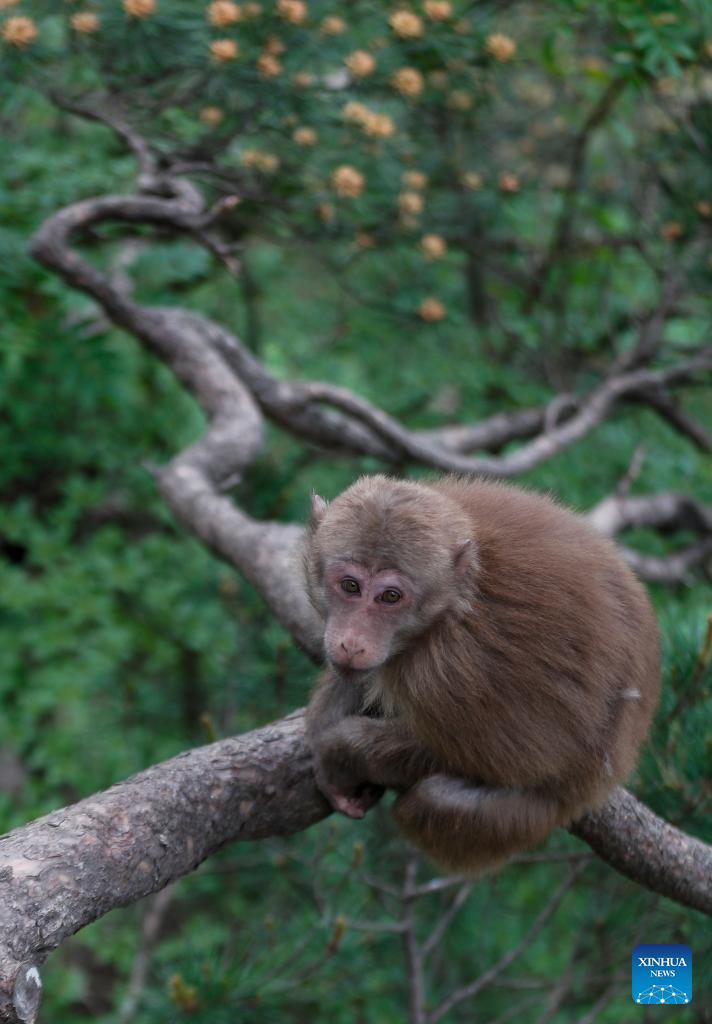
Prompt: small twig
<box><xmin>422</xmin><ymin>884</ymin><xmax>473</xmax><ymax>960</ymax></box>
<box><xmin>428</xmin><ymin>864</ymin><xmax>586</xmax><ymax>1023</ymax></box>
<box><xmin>402</xmin><ymin>856</ymin><xmax>427</xmax><ymax>1024</ymax></box>
<box><xmin>118</xmin><ymin>885</ymin><xmax>175</xmax><ymax>1024</ymax></box>
<box><xmin>573</xmin><ymin>978</ymin><xmax>625</xmax><ymax>1024</ymax></box>
<box><xmin>615</xmin><ymin>445</ymin><xmax>646</xmax><ymax>498</ymax></box>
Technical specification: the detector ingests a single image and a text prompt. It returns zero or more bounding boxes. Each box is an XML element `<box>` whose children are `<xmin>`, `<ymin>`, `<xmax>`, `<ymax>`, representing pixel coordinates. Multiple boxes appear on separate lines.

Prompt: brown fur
<box><xmin>305</xmin><ymin>475</ymin><xmax>660</xmax><ymax>873</ymax></box>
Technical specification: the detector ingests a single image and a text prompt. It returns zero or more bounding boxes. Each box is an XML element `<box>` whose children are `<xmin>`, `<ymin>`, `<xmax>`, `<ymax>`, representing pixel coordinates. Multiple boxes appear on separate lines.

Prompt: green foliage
<box><xmin>1</xmin><ymin>1</ymin><xmax>711</xmax><ymax>1022</ymax></box>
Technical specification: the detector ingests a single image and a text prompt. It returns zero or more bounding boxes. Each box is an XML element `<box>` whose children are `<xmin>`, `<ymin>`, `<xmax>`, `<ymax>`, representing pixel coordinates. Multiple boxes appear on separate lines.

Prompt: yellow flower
<box><xmin>257</xmin><ymin>52</ymin><xmax>281</xmax><ymax>76</ymax></box>
<box><xmin>342</xmin><ymin>101</ymin><xmax>370</xmax><ymax>123</ymax></box>
<box><xmin>241</xmin><ymin>149</ymin><xmax>280</xmax><ymax>172</ymax></box>
<box><xmin>660</xmin><ymin>221</ymin><xmax>683</xmax><ymax>241</ymax></box>
<box><xmin>420</xmin><ymin>234</ymin><xmax>446</xmax><ymax>259</ymax></box>
<box><xmin>392</xmin><ymin>67</ymin><xmax>424</xmax><ymax>97</ymax></box>
<box><xmin>355</xmin><ymin>230</ymin><xmax>375</xmax><ymax>249</ymax></box>
<box><xmin>363</xmin><ymin>112</ymin><xmax>395</xmax><ymax>138</ymax></box>
<box><xmin>321</xmin><ymin>15</ymin><xmax>345</xmax><ymax>35</ymax></box>
<box><xmin>332</xmin><ymin>165</ymin><xmax>365</xmax><ymax>198</ymax></box>
<box><xmin>277</xmin><ymin>0</ymin><xmax>307</xmax><ymax>24</ymax></box>
<box><xmin>0</xmin><ymin>0</ymin><xmax>20</xmax><ymax>8</ymax></box>
<box><xmin>402</xmin><ymin>170</ymin><xmax>427</xmax><ymax>190</ymax></box>
<box><xmin>123</xmin><ymin>0</ymin><xmax>156</xmax><ymax>18</ymax></box>
<box><xmin>424</xmin><ymin>0</ymin><xmax>451</xmax><ymax>19</ymax></box>
<box><xmin>211</xmin><ymin>38</ymin><xmax>238</xmax><ymax>60</ymax></box>
<box><xmin>342</xmin><ymin>103</ymin><xmax>395</xmax><ymax>139</ymax></box>
<box><xmin>389</xmin><ymin>10</ymin><xmax>423</xmax><ymax>38</ymax></box>
<box><xmin>292</xmin><ymin>71</ymin><xmax>313</xmax><ymax>87</ymax></box>
<box><xmin>71</xmin><ymin>11</ymin><xmax>99</xmax><ymax>33</ymax></box>
<box><xmin>319</xmin><ymin>202</ymin><xmax>336</xmax><ymax>223</ymax></box>
<box><xmin>345</xmin><ymin>50</ymin><xmax>375</xmax><ymax>77</ymax></box>
<box><xmin>486</xmin><ymin>32</ymin><xmax>516</xmax><ymax>61</ymax></box>
<box><xmin>462</xmin><ymin>171</ymin><xmax>483</xmax><ymax>190</ymax></box>
<box><xmin>398</xmin><ymin>191</ymin><xmax>424</xmax><ymax>215</ymax></box>
<box><xmin>418</xmin><ymin>297</ymin><xmax>446</xmax><ymax>321</ymax></box>
<box><xmin>265</xmin><ymin>35</ymin><xmax>285</xmax><ymax>53</ymax></box>
<box><xmin>696</xmin><ymin>200</ymin><xmax>711</xmax><ymax>217</ymax></box>
<box><xmin>200</xmin><ymin>106</ymin><xmax>224</xmax><ymax>125</ymax></box>
<box><xmin>1</xmin><ymin>15</ymin><xmax>37</xmax><ymax>46</ymax></box>
<box><xmin>498</xmin><ymin>172</ymin><xmax>520</xmax><ymax>192</ymax></box>
<box><xmin>447</xmin><ymin>90</ymin><xmax>472</xmax><ymax>111</ymax></box>
<box><xmin>293</xmin><ymin>126</ymin><xmax>317</xmax><ymax>145</ymax></box>
<box><xmin>244</xmin><ymin>1</ymin><xmax>262</xmax><ymax>14</ymax></box>
<box><xmin>207</xmin><ymin>1</ymin><xmax>241</xmax><ymax>27</ymax></box>
<box><xmin>428</xmin><ymin>69</ymin><xmax>448</xmax><ymax>88</ymax></box>
<box><xmin>580</xmin><ymin>55</ymin><xmax>606</xmax><ymax>74</ymax></box>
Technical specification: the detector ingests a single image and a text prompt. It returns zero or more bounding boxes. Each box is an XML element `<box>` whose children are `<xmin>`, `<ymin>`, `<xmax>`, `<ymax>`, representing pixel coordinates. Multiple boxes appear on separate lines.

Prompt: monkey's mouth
<box><xmin>329</xmin><ymin>661</ymin><xmax>376</xmax><ymax>681</ymax></box>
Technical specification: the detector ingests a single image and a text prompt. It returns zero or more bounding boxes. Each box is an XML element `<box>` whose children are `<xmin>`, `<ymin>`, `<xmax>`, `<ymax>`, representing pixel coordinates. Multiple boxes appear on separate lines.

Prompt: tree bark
<box><xmin>0</xmin><ymin>711</ymin><xmax>710</xmax><ymax>1024</ymax></box>
<box><xmin>0</xmin><ymin>711</ymin><xmax>326</xmax><ymax>1024</ymax></box>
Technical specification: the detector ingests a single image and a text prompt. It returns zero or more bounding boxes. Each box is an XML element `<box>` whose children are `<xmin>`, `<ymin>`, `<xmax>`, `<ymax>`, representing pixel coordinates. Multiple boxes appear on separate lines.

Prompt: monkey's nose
<box><xmin>340</xmin><ymin>640</ymin><xmax>365</xmax><ymax>659</ymax></box>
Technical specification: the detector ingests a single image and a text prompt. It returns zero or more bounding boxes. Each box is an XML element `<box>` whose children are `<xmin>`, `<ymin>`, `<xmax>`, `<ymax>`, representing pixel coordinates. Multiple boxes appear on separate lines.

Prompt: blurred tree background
<box><xmin>1</xmin><ymin>0</ymin><xmax>711</xmax><ymax>1021</ymax></box>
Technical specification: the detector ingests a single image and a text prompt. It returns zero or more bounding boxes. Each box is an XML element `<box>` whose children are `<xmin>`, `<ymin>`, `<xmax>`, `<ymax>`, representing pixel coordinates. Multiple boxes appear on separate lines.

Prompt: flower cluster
<box><xmin>389</xmin><ymin>10</ymin><xmax>423</xmax><ymax>39</ymax></box>
<box><xmin>346</xmin><ymin>50</ymin><xmax>375</xmax><ymax>77</ymax></box>
<box><xmin>241</xmin><ymin>149</ymin><xmax>280</xmax><ymax>172</ymax></box>
<box><xmin>343</xmin><ymin>102</ymin><xmax>395</xmax><ymax>139</ymax></box>
<box><xmin>277</xmin><ymin>0</ymin><xmax>307</xmax><ymax>25</ymax></box>
<box><xmin>124</xmin><ymin>0</ymin><xmax>156</xmax><ymax>18</ymax></box>
<box><xmin>71</xmin><ymin>11</ymin><xmax>99</xmax><ymax>33</ymax></box>
<box><xmin>1</xmin><ymin>14</ymin><xmax>36</xmax><ymax>46</ymax></box>
<box><xmin>208</xmin><ymin>1</ymin><xmax>241</xmax><ymax>26</ymax></box>
<box><xmin>392</xmin><ymin>67</ymin><xmax>424</xmax><ymax>98</ymax></box>
<box><xmin>332</xmin><ymin>165</ymin><xmax>365</xmax><ymax>198</ymax></box>
<box><xmin>211</xmin><ymin>38</ymin><xmax>238</xmax><ymax>60</ymax></box>
<box><xmin>486</xmin><ymin>32</ymin><xmax>517</xmax><ymax>62</ymax></box>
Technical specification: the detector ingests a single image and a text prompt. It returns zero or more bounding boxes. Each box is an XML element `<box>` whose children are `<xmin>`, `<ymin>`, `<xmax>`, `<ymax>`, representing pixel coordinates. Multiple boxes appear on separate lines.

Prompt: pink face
<box><xmin>322</xmin><ymin>559</ymin><xmax>415</xmax><ymax>674</ymax></box>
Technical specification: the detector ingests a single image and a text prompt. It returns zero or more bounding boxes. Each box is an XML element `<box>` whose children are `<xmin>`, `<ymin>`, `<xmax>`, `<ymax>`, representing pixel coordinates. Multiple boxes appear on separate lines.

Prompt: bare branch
<box><xmin>0</xmin><ymin>712</ymin><xmax>324</xmax><ymax>1024</ymax></box>
<box><xmin>571</xmin><ymin>787</ymin><xmax>712</xmax><ymax>915</ymax></box>
<box><xmin>588</xmin><ymin>491</ymin><xmax>712</xmax><ymax>538</ymax></box>
<box><xmin>402</xmin><ymin>856</ymin><xmax>427</xmax><ymax>1024</ymax></box>
<box><xmin>587</xmin><ymin>491</ymin><xmax>712</xmax><ymax>582</ymax></box>
<box><xmin>422</xmin><ymin>883</ymin><xmax>473</xmax><ymax>959</ymax></box>
<box><xmin>428</xmin><ymin>865</ymin><xmax>586</xmax><ymax>1023</ymax></box>
<box><xmin>118</xmin><ymin>885</ymin><xmax>175</xmax><ymax>1024</ymax></box>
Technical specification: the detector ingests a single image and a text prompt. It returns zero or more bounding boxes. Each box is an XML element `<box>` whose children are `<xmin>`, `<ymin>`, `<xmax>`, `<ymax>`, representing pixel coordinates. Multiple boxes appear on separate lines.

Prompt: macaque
<box><xmin>304</xmin><ymin>475</ymin><xmax>660</xmax><ymax>873</ymax></box>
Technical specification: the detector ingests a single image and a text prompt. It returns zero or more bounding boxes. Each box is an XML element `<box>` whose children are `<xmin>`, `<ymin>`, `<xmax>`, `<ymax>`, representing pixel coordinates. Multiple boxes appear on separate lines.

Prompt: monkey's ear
<box><xmin>453</xmin><ymin>539</ymin><xmax>475</xmax><ymax>577</ymax></box>
<box><xmin>310</xmin><ymin>494</ymin><xmax>328</xmax><ymax>530</ymax></box>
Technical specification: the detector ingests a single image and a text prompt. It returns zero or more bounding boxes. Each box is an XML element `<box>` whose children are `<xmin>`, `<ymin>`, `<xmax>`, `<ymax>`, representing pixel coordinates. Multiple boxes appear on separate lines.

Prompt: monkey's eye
<box><xmin>380</xmin><ymin>589</ymin><xmax>402</xmax><ymax>604</ymax></box>
<box><xmin>340</xmin><ymin>578</ymin><xmax>360</xmax><ymax>595</ymax></box>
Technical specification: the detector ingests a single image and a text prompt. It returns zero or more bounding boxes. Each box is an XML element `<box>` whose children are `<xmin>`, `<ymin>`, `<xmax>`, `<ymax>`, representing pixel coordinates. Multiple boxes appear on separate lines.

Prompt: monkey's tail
<box><xmin>392</xmin><ymin>774</ymin><xmax>567</xmax><ymax>874</ymax></box>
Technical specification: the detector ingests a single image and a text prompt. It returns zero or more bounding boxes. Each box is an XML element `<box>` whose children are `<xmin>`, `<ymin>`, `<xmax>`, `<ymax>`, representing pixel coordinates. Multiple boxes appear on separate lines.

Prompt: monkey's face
<box><xmin>304</xmin><ymin>478</ymin><xmax>476</xmax><ymax>675</ymax></box>
<box><xmin>319</xmin><ymin>558</ymin><xmax>420</xmax><ymax>675</ymax></box>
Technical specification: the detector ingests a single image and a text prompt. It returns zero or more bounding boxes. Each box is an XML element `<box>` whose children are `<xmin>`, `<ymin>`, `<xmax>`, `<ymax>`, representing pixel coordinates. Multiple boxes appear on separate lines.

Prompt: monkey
<box><xmin>303</xmin><ymin>474</ymin><xmax>660</xmax><ymax>874</ymax></box>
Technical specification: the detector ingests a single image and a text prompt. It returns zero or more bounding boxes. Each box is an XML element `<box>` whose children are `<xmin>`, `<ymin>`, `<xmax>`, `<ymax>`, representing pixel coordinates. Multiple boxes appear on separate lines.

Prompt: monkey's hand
<box><xmin>313</xmin><ymin>755</ymin><xmax>385</xmax><ymax>819</ymax></box>
<box><xmin>312</xmin><ymin>725</ymin><xmax>385</xmax><ymax>820</ymax></box>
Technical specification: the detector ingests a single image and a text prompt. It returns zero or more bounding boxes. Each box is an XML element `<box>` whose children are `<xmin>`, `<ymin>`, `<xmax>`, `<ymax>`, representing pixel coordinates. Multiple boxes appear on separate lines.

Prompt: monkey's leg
<box><xmin>392</xmin><ymin>775</ymin><xmax>563</xmax><ymax>874</ymax></box>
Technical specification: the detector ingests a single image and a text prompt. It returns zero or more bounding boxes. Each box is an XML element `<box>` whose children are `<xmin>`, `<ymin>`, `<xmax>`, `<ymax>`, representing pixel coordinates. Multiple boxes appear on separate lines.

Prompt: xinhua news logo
<box><xmin>632</xmin><ymin>944</ymin><xmax>692</xmax><ymax>1005</ymax></box>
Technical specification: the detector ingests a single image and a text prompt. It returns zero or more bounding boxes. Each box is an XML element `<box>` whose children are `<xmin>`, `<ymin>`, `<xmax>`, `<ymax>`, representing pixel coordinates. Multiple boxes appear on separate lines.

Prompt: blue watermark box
<box><xmin>632</xmin><ymin>944</ymin><xmax>692</xmax><ymax>1005</ymax></box>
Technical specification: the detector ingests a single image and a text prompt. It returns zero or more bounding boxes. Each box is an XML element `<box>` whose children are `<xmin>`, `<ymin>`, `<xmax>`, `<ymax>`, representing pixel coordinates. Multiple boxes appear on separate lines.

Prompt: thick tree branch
<box><xmin>0</xmin><ymin>713</ymin><xmax>710</xmax><ymax>1024</ymax></box>
<box><xmin>0</xmin><ymin>713</ymin><xmax>325</xmax><ymax>1024</ymax></box>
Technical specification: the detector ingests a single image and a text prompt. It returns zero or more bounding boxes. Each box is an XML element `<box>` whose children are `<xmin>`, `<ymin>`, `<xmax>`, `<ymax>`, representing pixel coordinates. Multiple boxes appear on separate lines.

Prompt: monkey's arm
<box><xmin>306</xmin><ymin>671</ymin><xmax>386</xmax><ymax>819</ymax></box>
<box><xmin>317</xmin><ymin>715</ymin><xmax>440</xmax><ymax>798</ymax></box>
